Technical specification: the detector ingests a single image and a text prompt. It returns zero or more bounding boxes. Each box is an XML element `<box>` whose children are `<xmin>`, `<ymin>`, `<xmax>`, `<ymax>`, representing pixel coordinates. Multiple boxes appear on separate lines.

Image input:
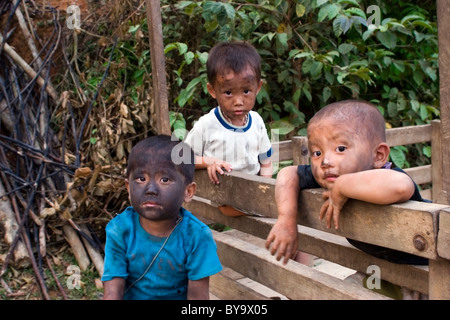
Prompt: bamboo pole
<box><xmin>145</xmin><ymin>0</ymin><xmax>171</xmax><ymax>135</ymax></box>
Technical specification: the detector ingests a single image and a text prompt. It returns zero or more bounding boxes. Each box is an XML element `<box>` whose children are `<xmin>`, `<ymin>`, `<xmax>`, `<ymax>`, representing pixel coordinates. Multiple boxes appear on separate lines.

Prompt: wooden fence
<box><xmin>185</xmin><ymin>120</ymin><xmax>450</xmax><ymax>300</ymax></box>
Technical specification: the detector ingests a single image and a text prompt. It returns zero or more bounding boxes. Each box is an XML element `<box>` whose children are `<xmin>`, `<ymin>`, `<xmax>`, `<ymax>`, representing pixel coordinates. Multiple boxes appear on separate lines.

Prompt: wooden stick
<box><xmin>437</xmin><ymin>0</ymin><xmax>450</xmax><ymax>205</ymax></box>
<box><xmin>63</xmin><ymin>224</ymin><xmax>90</xmax><ymax>271</ymax></box>
<box><xmin>0</xmin><ymin>33</ymin><xmax>58</xmax><ymax>102</ymax></box>
<box><xmin>145</xmin><ymin>0</ymin><xmax>171</xmax><ymax>135</ymax></box>
<box><xmin>0</xmin><ymin>180</ymin><xmax>30</xmax><ymax>268</ymax></box>
<box><xmin>80</xmin><ymin>224</ymin><xmax>104</xmax><ymax>278</ymax></box>
<box><xmin>45</xmin><ymin>255</ymin><xmax>68</xmax><ymax>300</ymax></box>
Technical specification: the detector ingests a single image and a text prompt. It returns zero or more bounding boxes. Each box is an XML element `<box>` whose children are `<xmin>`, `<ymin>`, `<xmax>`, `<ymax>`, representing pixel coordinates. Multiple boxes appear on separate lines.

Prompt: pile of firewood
<box><xmin>0</xmin><ymin>1</ymin><xmax>145</xmax><ymax>299</ymax></box>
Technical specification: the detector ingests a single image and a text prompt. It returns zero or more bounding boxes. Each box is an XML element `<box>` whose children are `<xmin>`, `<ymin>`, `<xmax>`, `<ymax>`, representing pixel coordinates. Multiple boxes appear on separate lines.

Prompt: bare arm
<box><xmin>265</xmin><ymin>165</ymin><xmax>300</xmax><ymax>264</ymax></box>
<box><xmin>320</xmin><ymin>169</ymin><xmax>415</xmax><ymax>229</ymax></box>
<box><xmin>259</xmin><ymin>159</ymin><xmax>273</xmax><ymax>178</ymax></box>
<box><xmin>103</xmin><ymin>277</ymin><xmax>125</xmax><ymax>300</ymax></box>
<box><xmin>187</xmin><ymin>277</ymin><xmax>210</xmax><ymax>300</ymax></box>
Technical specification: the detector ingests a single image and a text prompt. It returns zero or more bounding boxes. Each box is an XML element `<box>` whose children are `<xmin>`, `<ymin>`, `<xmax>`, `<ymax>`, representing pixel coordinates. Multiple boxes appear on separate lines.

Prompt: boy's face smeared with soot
<box><xmin>126</xmin><ymin>150</ymin><xmax>188</xmax><ymax>223</ymax></box>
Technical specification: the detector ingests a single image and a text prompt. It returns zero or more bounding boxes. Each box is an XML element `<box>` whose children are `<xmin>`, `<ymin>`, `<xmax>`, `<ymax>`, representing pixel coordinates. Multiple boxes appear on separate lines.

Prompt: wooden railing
<box><xmin>185</xmin><ymin>120</ymin><xmax>450</xmax><ymax>300</ymax></box>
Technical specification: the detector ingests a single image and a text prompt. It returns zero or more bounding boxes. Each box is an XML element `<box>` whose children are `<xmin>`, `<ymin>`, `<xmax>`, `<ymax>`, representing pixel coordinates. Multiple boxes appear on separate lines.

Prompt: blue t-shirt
<box><xmin>102</xmin><ymin>207</ymin><xmax>222</xmax><ymax>300</ymax></box>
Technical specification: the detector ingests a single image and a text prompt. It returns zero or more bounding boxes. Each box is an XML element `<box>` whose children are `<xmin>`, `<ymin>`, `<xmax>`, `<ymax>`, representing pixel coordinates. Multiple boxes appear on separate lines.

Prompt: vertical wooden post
<box><xmin>430</xmin><ymin>0</ymin><xmax>450</xmax><ymax>300</ymax></box>
<box><xmin>146</xmin><ymin>0</ymin><xmax>171</xmax><ymax>135</ymax></box>
<box><xmin>292</xmin><ymin>136</ymin><xmax>309</xmax><ymax>165</ymax></box>
<box><xmin>437</xmin><ymin>0</ymin><xmax>450</xmax><ymax>205</ymax></box>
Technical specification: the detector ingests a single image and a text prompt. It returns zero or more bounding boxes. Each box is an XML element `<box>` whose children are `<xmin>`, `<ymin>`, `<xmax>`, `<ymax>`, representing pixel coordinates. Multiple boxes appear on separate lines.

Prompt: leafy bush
<box><xmin>158</xmin><ymin>0</ymin><xmax>439</xmax><ymax>167</ymax></box>
<box><xmin>73</xmin><ymin>0</ymin><xmax>439</xmax><ymax>168</ymax></box>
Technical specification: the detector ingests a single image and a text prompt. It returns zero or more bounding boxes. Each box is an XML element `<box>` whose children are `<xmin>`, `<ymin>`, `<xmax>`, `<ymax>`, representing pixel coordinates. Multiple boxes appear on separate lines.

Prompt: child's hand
<box><xmin>319</xmin><ymin>188</ymin><xmax>348</xmax><ymax>229</ymax></box>
<box><xmin>206</xmin><ymin>161</ymin><xmax>232</xmax><ymax>184</ymax></box>
<box><xmin>265</xmin><ymin>219</ymin><xmax>298</xmax><ymax>264</ymax></box>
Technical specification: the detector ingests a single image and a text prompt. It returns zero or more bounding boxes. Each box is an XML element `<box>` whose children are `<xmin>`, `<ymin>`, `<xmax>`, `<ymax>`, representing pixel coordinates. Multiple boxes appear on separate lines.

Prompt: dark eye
<box><xmin>136</xmin><ymin>176</ymin><xmax>146</xmax><ymax>183</ymax></box>
<box><xmin>244</xmin><ymin>89</ymin><xmax>250</xmax><ymax>94</ymax></box>
<box><xmin>336</xmin><ymin>146</ymin><xmax>347</xmax><ymax>152</ymax></box>
<box><xmin>161</xmin><ymin>177</ymin><xmax>170</xmax><ymax>183</ymax></box>
<box><xmin>312</xmin><ymin>150</ymin><xmax>321</xmax><ymax>157</ymax></box>
<box><xmin>225</xmin><ymin>91</ymin><xmax>232</xmax><ymax>95</ymax></box>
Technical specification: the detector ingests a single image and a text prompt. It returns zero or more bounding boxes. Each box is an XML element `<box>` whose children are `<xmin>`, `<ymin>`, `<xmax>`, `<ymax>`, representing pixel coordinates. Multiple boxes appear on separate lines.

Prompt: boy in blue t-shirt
<box><xmin>102</xmin><ymin>135</ymin><xmax>222</xmax><ymax>300</ymax></box>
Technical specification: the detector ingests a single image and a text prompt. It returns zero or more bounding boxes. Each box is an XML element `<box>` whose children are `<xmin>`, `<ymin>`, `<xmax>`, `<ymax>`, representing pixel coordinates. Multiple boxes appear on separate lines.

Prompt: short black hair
<box><xmin>308</xmin><ymin>100</ymin><xmax>386</xmax><ymax>143</ymax></box>
<box><xmin>206</xmin><ymin>41</ymin><xmax>261</xmax><ymax>86</ymax></box>
<box><xmin>126</xmin><ymin>135</ymin><xmax>195</xmax><ymax>184</ymax></box>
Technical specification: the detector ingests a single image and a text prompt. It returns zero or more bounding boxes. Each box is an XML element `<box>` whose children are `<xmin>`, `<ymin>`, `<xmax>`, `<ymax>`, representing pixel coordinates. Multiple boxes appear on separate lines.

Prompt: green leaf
<box><xmin>344</xmin><ymin>8</ymin><xmax>366</xmax><ymax>20</ymax></box>
<box><xmin>338</xmin><ymin>43</ymin><xmax>355</xmax><ymax>55</ymax></box>
<box><xmin>389</xmin><ymin>147</ymin><xmax>406</xmax><ymax>168</ymax></box>
<box><xmin>337</xmin><ymin>0</ymin><xmax>359</xmax><ymax>6</ymax></box>
<box><xmin>419</xmin><ymin>104</ymin><xmax>428</xmax><ymax>121</ymax></box>
<box><xmin>322</xmin><ymin>86</ymin><xmax>332</xmax><ymax>103</ymax></box>
<box><xmin>316</xmin><ymin>0</ymin><xmax>329</xmax><ymax>6</ymax></box>
<box><xmin>318</xmin><ymin>4</ymin><xmax>340</xmax><ymax>22</ymax></box>
<box><xmin>276</xmin><ymin>33</ymin><xmax>289</xmax><ymax>55</ymax></box>
<box><xmin>387</xmin><ymin>101</ymin><xmax>398</xmax><ymax>117</ymax></box>
<box><xmin>296</xmin><ymin>4</ymin><xmax>306</xmax><ymax>17</ymax></box>
<box><xmin>270</xmin><ymin>119</ymin><xmax>295</xmax><ymax>136</ymax></box>
<box><xmin>362</xmin><ymin>28</ymin><xmax>376</xmax><ymax>40</ymax></box>
<box><xmin>302</xmin><ymin>83</ymin><xmax>312</xmax><ymax>102</ymax></box>
<box><xmin>337</xmin><ymin>71</ymin><xmax>348</xmax><ymax>84</ymax></box>
<box><xmin>175</xmin><ymin>1</ymin><xmax>194</xmax><ymax>10</ymax></box>
<box><xmin>128</xmin><ymin>25</ymin><xmax>140</xmax><ymax>34</ymax></box>
<box><xmin>401</xmin><ymin>14</ymin><xmax>425</xmax><ymax>24</ymax></box>
<box><xmin>197</xmin><ymin>51</ymin><xmax>208</xmax><ymax>65</ymax></box>
<box><xmin>223</xmin><ymin>3</ymin><xmax>236</xmax><ymax>20</ymax></box>
<box><xmin>376</xmin><ymin>31</ymin><xmax>397</xmax><ymax>50</ymax></box>
<box><xmin>422</xmin><ymin>145</ymin><xmax>431</xmax><ymax>158</ymax></box>
<box><xmin>310</xmin><ymin>61</ymin><xmax>323</xmax><ymax>77</ymax></box>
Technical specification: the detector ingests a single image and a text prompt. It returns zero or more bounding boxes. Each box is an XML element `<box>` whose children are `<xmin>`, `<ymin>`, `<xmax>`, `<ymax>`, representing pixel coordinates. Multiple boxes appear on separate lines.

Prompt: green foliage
<box><xmin>88</xmin><ymin>1</ymin><xmax>438</xmax><ymax>168</ymax></box>
<box><xmin>157</xmin><ymin>0</ymin><xmax>439</xmax><ymax>167</ymax></box>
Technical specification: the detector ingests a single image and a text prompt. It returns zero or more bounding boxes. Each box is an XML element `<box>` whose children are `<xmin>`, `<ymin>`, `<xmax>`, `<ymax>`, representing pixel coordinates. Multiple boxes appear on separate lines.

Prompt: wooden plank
<box><xmin>437</xmin><ymin>208</ymin><xmax>450</xmax><ymax>259</ymax></box>
<box><xmin>431</xmin><ymin>120</ymin><xmax>445</xmax><ymax>203</ymax></box>
<box><xmin>298</xmin><ymin>189</ymin><xmax>445</xmax><ymax>259</ymax></box>
<box><xmin>186</xmin><ymin>197</ymin><xmax>430</xmax><ymax>293</ymax></box>
<box><xmin>194</xmin><ymin>170</ymin><xmax>277</xmax><ymax>217</ymax></box>
<box><xmin>193</xmin><ymin>170</ymin><xmax>449</xmax><ymax>259</ymax></box>
<box><xmin>420</xmin><ymin>189</ymin><xmax>432</xmax><ymax>201</ymax></box>
<box><xmin>385</xmin><ymin>124</ymin><xmax>431</xmax><ymax>147</ymax></box>
<box><xmin>428</xmin><ymin>259</ymin><xmax>450</xmax><ymax>299</ymax></box>
<box><xmin>403</xmin><ymin>165</ymin><xmax>431</xmax><ymax>185</ymax></box>
<box><xmin>212</xmin><ymin>229</ymin><xmax>391</xmax><ymax>300</ymax></box>
<box><xmin>210</xmin><ymin>267</ymin><xmax>271</xmax><ymax>300</ymax></box>
<box><xmin>145</xmin><ymin>0</ymin><xmax>171</xmax><ymax>135</ymax></box>
<box><xmin>271</xmin><ymin>140</ymin><xmax>292</xmax><ymax>162</ymax></box>
<box><xmin>437</xmin><ymin>0</ymin><xmax>450</xmax><ymax>205</ymax></box>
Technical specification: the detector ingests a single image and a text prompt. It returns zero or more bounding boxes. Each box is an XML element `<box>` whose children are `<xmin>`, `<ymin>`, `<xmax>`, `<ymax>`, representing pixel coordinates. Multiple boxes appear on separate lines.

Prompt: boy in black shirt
<box><xmin>266</xmin><ymin>100</ymin><xmax>428</xmax><ymax>266</ymax></box>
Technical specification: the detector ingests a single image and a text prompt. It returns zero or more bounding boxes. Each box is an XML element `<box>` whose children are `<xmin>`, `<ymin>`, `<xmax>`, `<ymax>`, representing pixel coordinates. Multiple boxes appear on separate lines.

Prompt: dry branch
<box><xmin>63</xmin><ymin>224</ymin><xmax>90</xmax><ymax>271</ymax></box>
<box><xmin>0</xmin><ymin>180</ymin><xmax>30</xmax><ymax>268</ymax></box>
<box><xmin>0</xmin><ymin>33</ymin><xmax>58</xmax><ymax>102</ymax></box>
<box><xmin>80</xmin><ymin>224</ymin><xmax>104</xmax><ymax>277</ymax></box>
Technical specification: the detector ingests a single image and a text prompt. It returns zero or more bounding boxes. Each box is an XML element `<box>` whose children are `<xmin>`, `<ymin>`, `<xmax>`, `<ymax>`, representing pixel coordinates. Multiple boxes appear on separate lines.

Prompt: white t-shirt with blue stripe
<box><xmin>184</xmin><ymin>107</ymin><xmax>272</xmax><ymax>175</ymax></box>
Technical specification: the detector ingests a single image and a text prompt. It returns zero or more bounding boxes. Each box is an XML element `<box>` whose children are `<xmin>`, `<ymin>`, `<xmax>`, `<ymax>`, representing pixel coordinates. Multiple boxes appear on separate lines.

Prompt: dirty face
<box><xmin>126</xmin><ymin>153</ymin><xmax>188</xmax><ymax>223</ymax></box>
<box><xmin>307</xmin><ymin>118</ymin><xmax>377</xmax><ymax>190</ymax></box>
<box><xmin>207</xmin><ymin>65</ymin><xmax>262</xmax><ymax>125</ymax></box>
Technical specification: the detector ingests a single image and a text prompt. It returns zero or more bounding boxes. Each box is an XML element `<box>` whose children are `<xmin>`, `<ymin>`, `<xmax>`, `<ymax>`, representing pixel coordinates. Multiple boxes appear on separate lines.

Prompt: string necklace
<box><xmin>221</xmin><ymin>108</ymin><xmax>248</xmax><ymax>127</ymax></box>
<box><xmin>125</xmin><ymin>215</ymin><xmax>183</xmax><ymax>293</ymax></box>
